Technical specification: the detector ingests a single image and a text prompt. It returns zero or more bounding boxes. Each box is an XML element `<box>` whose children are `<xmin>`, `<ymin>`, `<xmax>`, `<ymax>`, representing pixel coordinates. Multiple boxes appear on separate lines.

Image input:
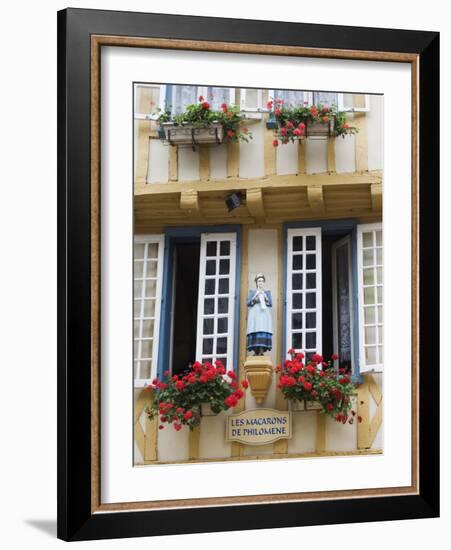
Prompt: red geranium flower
<box><xmin>198</xmin><ymin>95</ymin><xmax>204</xmax><ymax>101</ymax></box>
<box><xmin>241</xmin><ymin>380</ymin><xmax>249</xmax><ymax>389</ymax></box>
<box><xmin>201</xmin><ymin>101</ymin><xmax>210</xmax><ymax>110</ymax></box>
<box><xmin>184</xmin><ymin>410</ymin><xmax>193</xmax><ymax>420</ymax></box>
<box><xmin>303</xmin><ymin>381</ymin><xmax>313</xmax><ymax>391</ymax></box>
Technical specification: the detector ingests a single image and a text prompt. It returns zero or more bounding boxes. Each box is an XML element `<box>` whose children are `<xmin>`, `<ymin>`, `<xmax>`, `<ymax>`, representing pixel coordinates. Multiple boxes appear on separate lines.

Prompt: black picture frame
<box><xmin>57</xmin><ymin>7</ymin><xmax>439</xmax><ymax>541</ymax></box>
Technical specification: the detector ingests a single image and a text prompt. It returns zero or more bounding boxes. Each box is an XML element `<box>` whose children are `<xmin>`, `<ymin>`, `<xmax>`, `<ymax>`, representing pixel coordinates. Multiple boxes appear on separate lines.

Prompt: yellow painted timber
<box><xmin>231</xmin><ymin>225</ymin><xmax>249</xmax><ymax>458</ymax></box>
<box><xmin>327</xmin><ymin>138</ymin><xmax>336</xmax><ymax>173</ymax></box>
<box><xmin>135</xmin><ymin>171</ymin><xmax>383</xmax><ymax>197</ymax></box>
<box><xmin>274</xmin><ymin>225</ymin><xmax>288</xmax><ymax>455</ymax></box>
<box><xmin>168</xmin><ymin>146</ymin><xmax>178</xmax><ymax>182</ymax></box>
<box><xmin>307</xmin><ymin>185</ymin><xmax>326</xmax><ymax>214</ymax></box>
<box><xmin>298</xmin><ymin>140</ymin><xmax>306</xmax><ymax>174</ymax></box>
<box><xmin>135</xmin><ymin>422</ymin><xmax>146</xmax><ymax>459</ymax></box>
<box><xmin>199</xmin><ymin>146</ymin><xmax>210</xmax><ymax>181</ymax></box>
<box><xmin>356</xmin><ymin>379</ymin><xmax>371</xmax><ymax>449</ymax></box>
<box><xmin>370</xmin><ymin>183</ymin><xmax>383</xmax><ymax>211</ymax></box>
<box><xmin>144</xmin><ymin>411</ymin><xmax>158</xmax><ymax>462</ymax></box>
<box><xmin>180</xmin><ymin>189</ymin><xmax>200</xmax><ymax>215</ymax></box>
<box><xmin>246</xmin><ymin>188</ymin><xmax>265</xmax><ymax>218</ymax></box>
<box><xmin>227</xmin><ymin>141</ymin><xmax>240</xmax><ymax>178</ymax></box>
<box><xmin>135</xmin><ymin>121</ymin><xmax>151</xmax><ymax>186</ymax></box>
<box><xmin>316</xmin><ymin>413</ymin><xmax>327</xmax><ymax>452</ymax></box>
<box><xmin>264</xmin><ymin>121</ymin><xmax>276</xmax><ymax>176</ymax></box>
<box><xmin>367</xmin><ymin>374</ymin><xmax>383</xmax><ymax>405</ymax></box>
<box><xmin>189</xmin><ymin>426</ymin><xmax>201</xmax><ymax>460</ymax></box>
<box><xmin>354</xmin><ymin>113</ymin><xmax>369</xmax><ymax>172</ymax></box>
<box><xmin>369</xmin><ymin>398</ymin><xmax>383</xmax><ymax>447</ymax></box>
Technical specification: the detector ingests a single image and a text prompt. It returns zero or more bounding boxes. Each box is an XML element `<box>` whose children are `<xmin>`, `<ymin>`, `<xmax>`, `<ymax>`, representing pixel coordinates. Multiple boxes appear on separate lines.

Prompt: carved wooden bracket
<box><xmin>246</xmin><ymin>188</ymin><xmax>265</xmax><ymax>218</ymax></box>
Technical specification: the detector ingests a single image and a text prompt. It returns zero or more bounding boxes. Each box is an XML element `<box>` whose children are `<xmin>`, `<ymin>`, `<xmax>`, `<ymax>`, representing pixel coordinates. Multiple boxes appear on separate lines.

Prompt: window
<box><xmin>196</xmin><ymin>233</ymin><xmax>237</xmax><ymax>370</ymax></box>
<box><xmin>133</xmin><ymin>235</ymin><xmax>165</xmax><ymax>386</ymax></box>
<box><xmin>133</xmin><ymin>84</ymin><xmax>166</xmax><ymax>120</ymax></box>
<box><xmin>240</xmin><ymin>88</ymin><xmax>264</xmax><ymax>113</ymax></box>
<box><xmin>166</xmin><ymin>85</ymin><xmax>236</xmax><ymax>115</ymax></box>
<box><xmin>270</xmin><ymin>90</ymin><xmax>310</xmax><ymax>107</ymax></box>
<box><xmin>285</xmin><ymin>221</ymin><xmax>383</xmax><ymax>374</ymax></box>
<box><xmin>357</xmin><ymin>223</ymin><xmax>383</xmax><ymax>372</ymax></box>
<box><xmin>157</xmin><ymin>228</ymin><xmax>240</xmax><ymax>378</ymax></box>
<box><xmin>286</xmin><ymin>228</ymin><xmax>323</xmax><ymax>360</ymax></box>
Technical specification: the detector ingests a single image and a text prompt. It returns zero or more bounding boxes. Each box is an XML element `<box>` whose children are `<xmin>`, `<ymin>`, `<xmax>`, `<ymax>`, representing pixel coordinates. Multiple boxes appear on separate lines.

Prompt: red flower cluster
<box><xmin>146</xmin><ymin>360</ymin><xmax>249</xmax><ymax>431</ymax></box>
<box><xmin>276</xmin><ymin>351</ymin><xmax>358</xmax><ymax>423</ymax></box>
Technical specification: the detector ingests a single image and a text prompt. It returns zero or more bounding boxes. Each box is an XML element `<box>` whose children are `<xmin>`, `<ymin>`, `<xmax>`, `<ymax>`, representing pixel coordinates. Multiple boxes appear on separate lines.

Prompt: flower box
<box><xmin>289</xmin><ymin>399</ymin><xmax>322</xmax><ymax>412</ymax></box>
<box><xmin>160</xmin><ymin>121</ymin><xmax>224</xmax><ymax>146</ymax></box>
<box><xmin>305</xmin><ymin>117</ymin><xmax>335</xmax><ymax>138</ymax></box>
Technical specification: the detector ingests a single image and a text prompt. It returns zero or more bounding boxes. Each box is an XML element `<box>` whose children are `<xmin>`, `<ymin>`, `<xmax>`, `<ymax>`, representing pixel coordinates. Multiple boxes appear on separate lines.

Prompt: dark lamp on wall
<box><xmin>225</xmin><ymin>191</ymin><xmax>244</xmax><ymax>212</ymax></box>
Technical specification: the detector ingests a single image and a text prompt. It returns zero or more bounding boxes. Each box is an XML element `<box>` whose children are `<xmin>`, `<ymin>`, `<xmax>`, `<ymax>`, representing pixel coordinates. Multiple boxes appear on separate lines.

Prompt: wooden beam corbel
<box><xmin>246</xmin><ymin>188</ymin><xmax>265</xmax><ymax>218</ymax></box>
<box><xmin>180</xmin><ymin>189</ymin><xmax>200</xmax><ymax>215</ymax></box>
<box><xmin>370</xmin><ymin>182</ymin><xmax>383</xmax><ymax>212</ymax></box>
<box><xmin>307</xmin><ymin>184</ymin><xmax>326</xmax><ymax>214</ymax></box>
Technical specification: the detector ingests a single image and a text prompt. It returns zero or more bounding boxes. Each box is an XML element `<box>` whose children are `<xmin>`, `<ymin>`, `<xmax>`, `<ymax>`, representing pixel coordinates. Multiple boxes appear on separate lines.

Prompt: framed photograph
<box><xmin>57</xmin><ymin>8</ymin><xmax>439</xmax><ymax>541</ymax></box>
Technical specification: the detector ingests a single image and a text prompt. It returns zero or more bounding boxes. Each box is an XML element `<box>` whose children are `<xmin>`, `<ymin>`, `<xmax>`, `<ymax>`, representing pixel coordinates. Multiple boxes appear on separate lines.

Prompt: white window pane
<box><xmin>173</xmin><ymin>85</ymin><xmax>197</xmax><ymax>114</ymax></box>
<box><xmin>142</xmin><ymin>319</ymin><xmax>155</xmax><ymax>337</ymax></box>
<box><xmin>134</xmin><ymin>321</ymin><xmax>140</xmax><ymax>338</ymax></box>
<box><xmin>146</xmin><ymin>261</ymin><xmax>158</xmax><ymax>278</ymax></box>
<box><xmin>147</xmin><ymin>243</ymin><xmax>158</xmax><ymax>258</ymax></box>
<box><xmin>376</xmin><ymin>267</ymin><xmax>383</xmax><ymax>284</ymax></box>
<box><xmin>365</xmin><ymin>326</ymin><xmax>377</xmax><ymax>344</ymax></box>
<box><xmin>377</xmin><ymin>306</ymin><xmax>383</xmax><ymax>323</ymax></box>
<box><xmin>363</xmin><ymin>268</ymin><xmax>375</xmax><ymax>285</ymax></box>
<box><xmin>245</xmin><ymin>89</ymin><xmax>258</xmax><ymax>109</ymax></box>
<box><xmin>362</xmin><ymin>232</ymin><xmax>373</xmax><ymax>248</ymax></box>
<box><xmin>144</xmin><ymin>280</ymin><xmax>157</xmax><ymax>298</ymax></box>
<box><xmin>378</xmin><ymin>326</ymin><xmax>383</xmax><ymax>344</ymax></box>
<box><xmin>364</xmin><ymin>307</ymin><xmax>376</xmax><ymax>324</ymax></box>
<box><xmin>141</xmin><ymin>340</ymin><xmax>153</xmax><ymax>359</ymax></box>
<box><xmin>376</xmin><ymin>231</ymin><xmax>382</xmax><ymax>246</ymax></box>
<box><xmin>134</xmin><ymin>243</ymin><xmax>145</xmax><ymax>259</ymax></box>
<box><xmin>365</xmin><ymin>346</ymin><xmax>377</xmax><ymax>365</ymax></box>
<box><xmin>134</xmin><ymin>261</ymin><xmax>144</xmax><ymax>278</ymax></box>
<box><xmin>363</xmin><ymin>249</ymin><xmax>374</xmax><ymax>266</ymax></box>
<box><xmin>207</xmin><ymin>87</ymin><xmax>231</xmax><ymax>110</ymax></box>
<box><xmin>140</xmin><ymin>361</ymin><xmax>152</xmax><ymax>380</ymax></box>
<box><xmin>376</xmin><ymin>248</ymin><xmax>383</xmax><ymax>265</ymax></box>
<box><xmin>364</xmin><ymin>287</ymin><xmax>375</xmax><ymax>305</ymax></box>
<box><xmin>377</xmin><ymin>286</ymin><xmax>383</xmax><ymax>304</ymax></box>
<box><xmin>134</xmin><ymin>280</ymin><xmax>143</xmax><ymax>296</ymax></box>
<box><xmin>143</xmin><ymin>299</ymin><xmax>155</xmax><ymax>318</ymax></box>
<box><xmin>313</xmin><ymin>91</ymin><xmax>338</xmax><ymax>107</ymax></box>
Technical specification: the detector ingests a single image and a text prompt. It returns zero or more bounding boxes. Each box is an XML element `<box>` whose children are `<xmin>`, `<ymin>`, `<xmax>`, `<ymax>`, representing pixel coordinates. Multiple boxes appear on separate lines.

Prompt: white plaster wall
<box><xmin>156</xmin><ymin>422</ymin><xmax>191</xmax><ymax>462</ymax></box>
<box><xmin>335</xmin><ymin>134</ymin><xmax>356</xmax><ymax>173</ymax></box>
<box><xmin>209</xmin><ymin>142</ymin><xmax>228</xmax><ymax>179</ymax></box>
<box><xmin>367</xmin><ymin>95</ymin><xmax>384</xmax><ymax>171</ymax></box>
<box><xmin>199</xmin><ymin>411</ymin><xmax>232</xmax><ymax>459</ymax></box>
<box><xmin>305</xmin><ymin>139</ymin><xmax>328</xmax><ymax>174</ymax></box>
<box><xmin>178</xmin><ymin>147</ymin><xmax>200</xmax><ymax>181</ymax></box>
<box><xmin>288</xmin><ymin>411</ymin><xmax>317</xmax><ymax>453</ymax></box>
<box><xmin>276</xmin><ymin>141</ymin><xmax>299</xmax><ymax>175</ymax></box>
<box><xmin>239</xmin><ymin>121</ymin><xmax>265</xmax><ymax>178</ymax></box>
<box><xmin>148</xmin><ymin>140</ymin><xmax>169</xmax><ymax>183</ymax></box>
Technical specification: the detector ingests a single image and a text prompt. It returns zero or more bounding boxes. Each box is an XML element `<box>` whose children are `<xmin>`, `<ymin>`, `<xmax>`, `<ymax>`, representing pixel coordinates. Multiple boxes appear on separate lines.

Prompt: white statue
<box><xmin>246</xmin><ymin>273</ymin><xmax>273</xmax><ymax>356</ymax></box>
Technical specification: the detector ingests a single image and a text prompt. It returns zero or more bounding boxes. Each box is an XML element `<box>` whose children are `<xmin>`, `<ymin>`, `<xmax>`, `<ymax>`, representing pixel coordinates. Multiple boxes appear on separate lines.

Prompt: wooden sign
<box><xmin>226</xmin><ymin>408</ymin><xmax>292</xmax><ymax>445</ymax></box>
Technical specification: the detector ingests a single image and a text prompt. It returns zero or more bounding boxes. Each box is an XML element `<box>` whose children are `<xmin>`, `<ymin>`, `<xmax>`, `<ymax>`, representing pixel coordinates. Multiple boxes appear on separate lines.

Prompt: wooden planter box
<box><xmin>289</xmin><ymin>399</ymin><xmax>323</xmax><ymax>412</ymax></box>
<box><xmin>305</xmin><ymin>117</ymin><xmax>335</xmax><ymax>138</ymax></box>
<box><xmin>160</xmin><ymin>122</ymin><xmax>224</xmax><ymax>146</ymax></box>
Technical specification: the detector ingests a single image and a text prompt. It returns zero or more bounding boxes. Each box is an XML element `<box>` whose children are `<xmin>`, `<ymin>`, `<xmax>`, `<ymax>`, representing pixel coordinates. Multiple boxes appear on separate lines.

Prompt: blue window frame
<box><xmin>283</xmin><ymin>219</ymin><xmax>363</xmax><ymax>380</ymax></box>
<box><xmin>157</xmin><ymin>225</ymin><xmax>241</xmax><ymax>379</ymax></box>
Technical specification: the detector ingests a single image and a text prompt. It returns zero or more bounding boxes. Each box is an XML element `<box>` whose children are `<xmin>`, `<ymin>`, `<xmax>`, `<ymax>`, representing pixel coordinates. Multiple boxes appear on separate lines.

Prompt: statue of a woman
<box><xmin>246</xmin><ymin>273</ymin><xmax>272</xmax><ymax>356</ymax></box>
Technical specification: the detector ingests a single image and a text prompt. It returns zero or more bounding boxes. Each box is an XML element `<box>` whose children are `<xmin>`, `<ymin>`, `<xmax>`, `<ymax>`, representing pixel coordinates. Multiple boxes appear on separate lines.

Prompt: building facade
<box><xmin>133</xmin><ymin>84</ymin><xmax>383</xmax><ymax>464</ymax></box>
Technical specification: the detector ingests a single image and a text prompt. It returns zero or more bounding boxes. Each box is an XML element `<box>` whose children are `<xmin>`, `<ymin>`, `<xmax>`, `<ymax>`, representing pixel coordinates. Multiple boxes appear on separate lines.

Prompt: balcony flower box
<box><xmin>305</xmin><ymin>117</ymin><xmax>335</xmax><ymax>138</ymax></box>
<box><xmin>160</xmin><ymin>121</ymin><xmax>224</xmax><ymax>146</ymax></box>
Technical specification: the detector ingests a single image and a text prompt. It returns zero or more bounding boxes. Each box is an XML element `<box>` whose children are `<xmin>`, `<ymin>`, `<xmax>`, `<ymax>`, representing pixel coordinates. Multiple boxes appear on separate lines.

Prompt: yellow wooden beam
<box><xmin>135</xmin><ymin>171</ymin><xmax>383</xmax><ymax>197</ymax></box>
<box><xmin>199</xmin><ymin>145</ymin><xmax>210</xmax><ymax>181</ymax></box>
<box><xmin>316</xmin><ymin>412</ymin><xmax>327</xmax><ymax>452</ymax></box>
<box><xmin>327</xmin><ymin>138</ymin><xmax>336</xmax><ymax>174</ymax></box>
<box><xmin>231</xmin><ymin>225</ymin><xmax>249</xmax><ymax>458</ymax></box>
<box><xmin>370</xmin><ymin>183</ymin><xmax>383</xmax><ymax>211</ymax></box>
<box><xmin>369</xmin><ymin>398</ymin><xmax>383</xmax><ymax>447</ymax></box>
<box><xmin>274</xmin><ymin>225</ymin><xmax>288</xmax><ymax>455</ymax></box>
<box><xmin>189</xmin><ymin>426</ymin><xmax>201</xmax><ymax>460</ymax></box>
<box><xmin>246</xmin><ymin>188</ymin><xmax>265</xmax><ymax>218</ymax></box>
<box><xmin>356</xmin><ymin>379</ymin><xmax>371</xmax><ymax>449</ymax></box>
<box><xmin>354</xmin><ymin>113</ymin><xmax>369</xmax><ymax>172</ymax></box>
<box><xmin>298</xmin><ymin>140</ymin><xmax>306</xmax><ymax>174</ymax></box>
<box><xmin>307</xmin><ymin>184</ymin><xmax>326</xmax><ymax>214</ymax></box>
<box><xmin>264</xmin><ymin>122</ymin><xmax>276</xmax><ymax>177</ymax></box>
<box><xmin>227</xmin><ymin>141</ymin><xmax>240</xmax><ymax>178</ymax></box>
<box><xmin>168</xmin><ymin>145</ymin><xmax>178</xmax><ymax>182</ymax></box>
<box><xmin>135</xmin><ymin>122</ymin><xmax>151</xmax><ymax>186</ymax></box>
<box><xmin>180</xmin><ymin>189</ymin><xmax>200</xmax><ymax>215</ymax></box>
